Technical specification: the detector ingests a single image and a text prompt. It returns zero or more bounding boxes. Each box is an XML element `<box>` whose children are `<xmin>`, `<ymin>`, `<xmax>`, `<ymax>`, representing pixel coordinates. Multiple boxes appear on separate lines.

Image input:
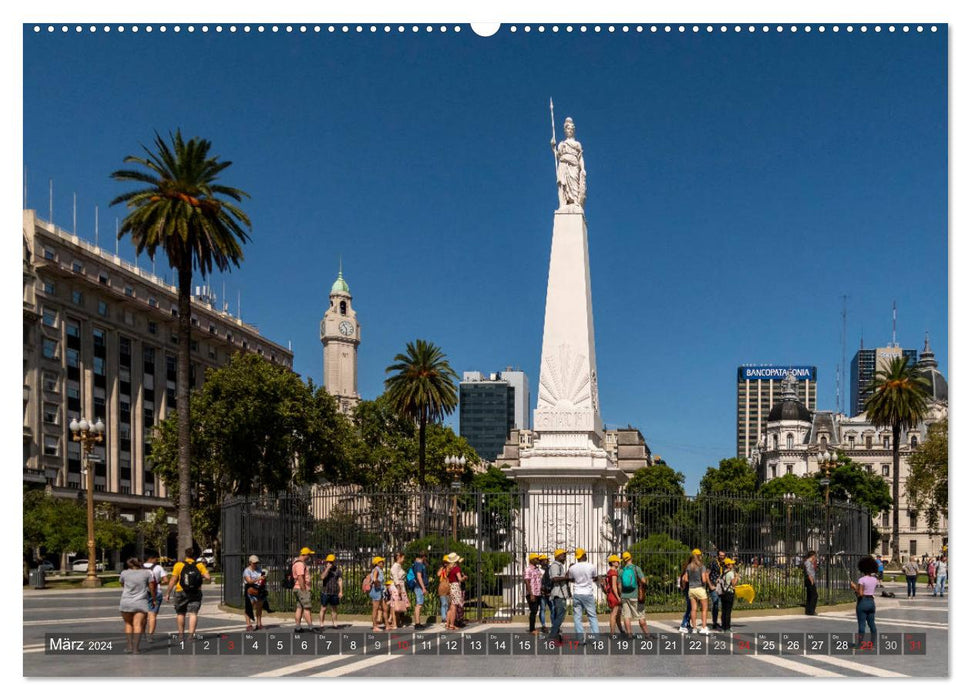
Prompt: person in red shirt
<box><xmin>291</xmin><ymin>547</ymin><xmax>314</xmax><ymax>632</ymax></box>
<box><xmin>444</xmin><ymin>552</ymin><xmax>466</xmax><ymax>631</ymax></box>
<box><xmin>604</xmin><ymin>554</ymin><xmax>622</xmax><ymax>634</ymax></box>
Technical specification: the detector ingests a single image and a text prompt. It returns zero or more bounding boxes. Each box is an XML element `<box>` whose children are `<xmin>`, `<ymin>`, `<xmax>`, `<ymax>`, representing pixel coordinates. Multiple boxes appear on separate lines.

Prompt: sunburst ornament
<box><xmin>538</xmin><ymin>343</ymin><xmax>594</xmax><ymax>410</ymax></box>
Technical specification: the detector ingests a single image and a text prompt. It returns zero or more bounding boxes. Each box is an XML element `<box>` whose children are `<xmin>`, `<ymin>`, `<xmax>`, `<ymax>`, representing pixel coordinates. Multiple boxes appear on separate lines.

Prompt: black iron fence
<box><xmin>221</xmin><ymin>486</ymin><xmax>871</xmax><ymax>620</ymax></box>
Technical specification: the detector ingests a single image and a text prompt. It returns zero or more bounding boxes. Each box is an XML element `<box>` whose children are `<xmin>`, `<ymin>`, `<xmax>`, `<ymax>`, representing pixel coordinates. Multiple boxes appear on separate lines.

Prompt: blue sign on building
<box><xmin>738</xmin><ymin>366</ymin><xmax>817</xmax><ymax>381</ymax></box>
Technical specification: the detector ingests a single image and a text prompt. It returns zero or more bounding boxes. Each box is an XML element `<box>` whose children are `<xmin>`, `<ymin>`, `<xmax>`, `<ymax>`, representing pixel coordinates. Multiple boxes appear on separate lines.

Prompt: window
<box><xmin>848</xmin><ymin>435</ymin><xmax>855</xmax><ymax>448</ymax></box>
<box><xmin>148</xmin><ymin>297</ymin><xmax>158</xmax><ymax>308</ymax></box>
<box><xmin>786</xmin><ymin>464</ymin><xmax>793</xmax><ymax>475</ymax></box>
<box><xmin>66</xmin><ymin>348</ymin><xmax>79</xmax><ymax>368</ymax></box>
<box><xmin>909</xmin><ymin>512</ymin><xmax>918</xmax><ymax>529</ymax></box>
<box><xmin>883</xmin><ymin>436</ymin><xmax>890</xmax><ymax>450</ymax></box>
<box><xmin>98</xmin><ymin>272</ymin><xmax>109</xmax><ymax>285</ymax></box>
<box><xmin>124</xmin><ymin>286</ymin><xmax>134</xmax><ymax>297</ymax></box>
<box><xmin>170</xmin><ymin>306</ymin><xmax>178</xmax><ymax>317</ymax></box>
<box><xmin>882</xmin><ymin>540</ymin><xmax>889</xmax><ymax>556</ymax></box>
<box><xmin>97</xmin><ymin>301</ymin><xmax>108</xmax><ymax>317</ymax></box>
<box><xmin>242</xmin><ymin>341</ymin><xmax>248</xmax><ymax>350</ymax></box>
<box><xmin>340</xmin><ymin>300</ymin><xmax>347</xmax><ymax>315</ymax></box>
<box><xmin>124</xmin><ymin>311</ymin><xmax>134</xmax><ymax>326</ymax></box>
<box><xmin>43</xmin><ymin>435</ymin><xmax>59</xmax><ymax>456</ymax></box>
<box><xmin>910</xmin><ymin>540</ymin><xmax>918</xmax><ymax>556</ymax></box>
<box><xmin>910</xmin><ymin>436</ymin><xmax>918</xmax><ymax>449</ymax></box>
<box><xmin>786</xmin><ymin>433</ymin><xmax>794</xmax><ymax>449</ymax></box>
<box><xmin>882</xmin><ymin>465</ymin><xmax>890</xmax><ymax>477</ymax></box>
<box><xmin>772</xmin><ymin>435</ymin><xmax>779</xmax><ymax>450</ymax></box>
<box><xmin>170</xmin><ymin>334</ymin><xmax>178</xmax><ymax>345</ymax></box>
<box><xmin>44</xmin><ymin>248</ymin><xmax>55</xmax><ymax>261</ymax></box>
<box><xmin>43</xmin><ymin>403</ymin><xmax>59</xmax><ymax>424</ymax></box>
<box><xmin>208</xmin><ymin>347</ymin><xmax>216</xmax><ymax>360</ymax></box>
<box><xmin>42</xmin><ymin>371</ymin><xmax>58</xmax><ymax>393</ymax></box>
<box><xmin>72</xmin><ymin>290</ymin><xmax>83</xmax><ymax>305</ymax></box>
<box><xmin>72</xmin><ymin>261</ymin><xmax>83</xmax><ymax>273</ymax></box>
<box><xmin>43</xmin><ymin>281</ymin><xmax>55</xmax><ymax>295</ymax></box>
<box><xmin>148</xmin><ymin>321</ymin><xmax>157</xmax><ymax>335</ymax></box>
<box><xmin>819</xmin><ymin>435</ymin><xmax>827</xmax><ymax>448</ymax></box>
<box><xmin>770</xmin><ymin>465</ymin><xmax>777</xmax><ymax>478</ymax></box>
<box><xmin>93</xmin><ymin>357</ymin><xmax>106</xmax><ymax>376</ymax></box>
<box><xmin>42</xmin><ymin>338</ymin><xmax>57</xmax><ymax>359</ymax></box>
<box><xmin>209</xmin><ymin>323</ymin><xmax>216</xmax><ymax>335</ymax></box>
<box><xmin>66</xmin><ymin>320</ymin><xmax>80</xmax><ymax>339</ymax></box>
<box><xmin>865</xmin><ymin>435</ymin><xmax>873</xmax><ymax>449</ymax></box>
<box><xmin>42</xmin><ymin>308</ymin><xmax>57</xmax><ymax>327</ymax></box>
<box><xmin>882</xmin><ymin>512</ymin><xmax>890</xmax><ymax>527</ymax></box>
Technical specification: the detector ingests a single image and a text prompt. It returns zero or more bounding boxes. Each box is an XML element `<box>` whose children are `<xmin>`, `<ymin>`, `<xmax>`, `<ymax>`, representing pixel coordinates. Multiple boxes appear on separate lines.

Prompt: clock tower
<box><xmin>321</xmin><ymin>265</ymin><xmax>361</xmax><ymax>415</ymax></box>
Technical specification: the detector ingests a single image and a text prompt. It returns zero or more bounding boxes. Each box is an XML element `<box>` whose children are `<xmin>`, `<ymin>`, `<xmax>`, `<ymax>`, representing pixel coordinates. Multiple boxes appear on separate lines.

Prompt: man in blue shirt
<box><xmin>411</xmin><ymin>553</ymin><xmax>429</xmax><ymax>629</ymax></box>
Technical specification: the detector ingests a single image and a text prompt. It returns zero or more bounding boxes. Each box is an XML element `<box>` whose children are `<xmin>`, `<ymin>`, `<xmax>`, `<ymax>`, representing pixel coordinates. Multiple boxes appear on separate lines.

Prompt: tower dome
<box><xmin>767</xmin><ymin>370</ymin><xmax>813</xmax><ymax>422</ymax></box>
<box><xmin>330</xmin><ymin>264</ymin><xmax>350</xmax><ymax>295</ymax></box>
<box><xmin>916</xmin><ymin>333</ymin><xmax>948</xmax><ymax>403</ymax></box>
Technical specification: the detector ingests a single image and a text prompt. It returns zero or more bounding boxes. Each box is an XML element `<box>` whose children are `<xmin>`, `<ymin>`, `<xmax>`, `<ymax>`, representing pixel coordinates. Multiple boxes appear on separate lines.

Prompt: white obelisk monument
<box><xmin>505</xmin><ymin>110</ymin><xmax>628</xmax><ymax>556</ymax></box>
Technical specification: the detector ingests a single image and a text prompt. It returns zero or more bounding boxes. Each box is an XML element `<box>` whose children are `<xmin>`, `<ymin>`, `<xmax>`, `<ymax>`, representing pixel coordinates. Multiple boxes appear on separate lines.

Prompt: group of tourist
<box><xmin>115</xmin><ymin>548</ymin><xmax>212</xmax><ymax>653</ymax></box>
<box><xmin>926</xmin><ymin>554</ymin><xmax>948</xmax><ymax>596</ymax></box>
<box><xmin>676</xmin><ymin>549</ymin><xmax>740</xmax><ymax>634</ymax></box>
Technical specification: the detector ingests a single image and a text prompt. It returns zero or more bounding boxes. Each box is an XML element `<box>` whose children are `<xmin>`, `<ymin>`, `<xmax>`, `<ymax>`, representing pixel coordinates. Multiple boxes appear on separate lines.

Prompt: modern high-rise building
<box><xmin>850</xmin><ymin>345</ymin><xmax>918</xmax><ymax>416</ymax></box>
<box><xmin>736</xmin><ymin>365</ymin><xmax>817</xmax><ymax>460</ymax></box>
<box><xmin>320</xmin><ymin>265</ymin><xmax>361</xmax><ymax>416</ymax></box>
<box><xmin>459</xmin><ymin>370</ymin><xmax>529</xmax><ymax>462</ymax></box>
<box><xmin>23</xmin><ymin>209</ymin><xmax>293</xmax><ymax>527</ymax></box>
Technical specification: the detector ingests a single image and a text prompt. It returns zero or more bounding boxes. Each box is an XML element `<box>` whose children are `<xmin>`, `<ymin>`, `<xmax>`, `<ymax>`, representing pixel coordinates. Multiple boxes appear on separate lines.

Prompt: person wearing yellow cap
<box><xmin>524</xmin><ymin>554</ymin><xmax>544</xmax><ymax>634</ymax></box>
<box><xmin>619</xmin><ymin>551</ymin><xmax>649</xmax><ymax>637</ymax></box>
<box><xmin>368</xmin><ymin>556</ymin><xmax>387</xmax><ymax>632</ymax></box>
<box><xmin>604</xmin><ymin>555</ymin><xmax>623</xmax><ymax>633</ymax></box>
<box><xmin>292</xmin><ymin>547</ymin><xmax>315</xmax><ymax>632</ymax></box>
<box><xmin>318</xmin><ymin>553</ymin><xmax>342</xmax><ymax>629</ymax></box>
<box><xmin>536</xmin><ymin>554</ymin><xmax>552</xmax><ymax>632</ymax></box>
<box><xmin>682</xmin><ymin>549</ymin><xmax>711</xmax><ymax>634</ymax></box>
<box><xmin>568</xmin><ymin>548</ymin><xmax>599</xmax><ymax>640</ymax></box>
<box><xmin>716</xmin><ymin>557</ymin><xmax>738</xmax><ymax>632</ymax></box>
<box><xmin>707</xmin><ymin>550</ymin><xmax>726</xmax><ymax>631</ymax></box>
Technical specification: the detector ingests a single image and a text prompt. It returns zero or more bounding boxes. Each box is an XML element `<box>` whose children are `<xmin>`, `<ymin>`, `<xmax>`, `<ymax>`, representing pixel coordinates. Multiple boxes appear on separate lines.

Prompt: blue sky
<box><xmin>22</xmin><ymin>23</ymin><xmax>947</xmax><ymax>491</ymax></box>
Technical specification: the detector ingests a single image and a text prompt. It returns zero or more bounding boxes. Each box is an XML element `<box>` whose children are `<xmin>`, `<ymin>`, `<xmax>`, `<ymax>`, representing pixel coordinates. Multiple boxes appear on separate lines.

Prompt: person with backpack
<box><xmin>619</xmin><ymin>551</ymin><xmax>649</xmax><ymax>638</ymax></box>
<box><xmin>682</xmin><ymin>549</ymin><xmax>710</xmax><ymax>634</ymax></box>
<box><xmin>569</xmin><ymin>548</ymin><xmax>600</xmax><ymax>640</ymax></box>
<box><xmin>291</xmin><ymin>547</ymin><xmax>315</xmax><ymax>632</ymax></box>
<box><xmin>436</xmin><ymin>556</ymin><xmax>451</xmax><ymax>627</ymax></box>
<box><xmin>165</xmin><ymin>547</ymin><xmax>211</xmax><ymax>639</ymax></box>
<box><xmin>243</xmin><ymin>555</ymin><xmax>266</xmax><ymax>631</ymax></box>
<box><xmin>537</xmin><ymin>553</ymin><xmax>552</xmax><ymax>633</ymax></box>
<box><xmin>367</xmin><ymin>556</ymin><xmax>386</xmax><ymax>632</ymax></box>
<box><xmin>707</xmin><ymin>550</ymin><xmax>726</xmax><ymax>631</ymax></box>
<box><xmin>318</xmin><ymin>554</ymin><xmax>343</xmax><ymax>629</ymax></box>
<box><xmin>927</xmin><ymin>557</ymin><xmax>937</xmax><ymax>592</ymax></box>
<box><xmin>603</xmin><ymin>554</ymin><xmax>622</xmax><ymax>634</ymax></box>
<box><xmin>524</xmin><ymin>553</ymin><xmax>544</xmax><ymax>634</ymax></box>
<box><xmin>717</xmin><ymin>557</ymin><xmax>738</xmax><ymax>632</ymax></box>
<box><xmin>408</xmin><ymin>553</ymin><xmax>428</xmax><ymax>630</ymax></box>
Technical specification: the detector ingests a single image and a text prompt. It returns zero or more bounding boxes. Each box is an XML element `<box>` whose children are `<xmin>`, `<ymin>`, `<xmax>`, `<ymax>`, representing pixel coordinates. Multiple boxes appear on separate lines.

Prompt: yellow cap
<box><xmin>443</xmin><ymin>555</ymin><xmax>450</xmax><ymax>562</ymax></box>
<box><xmin>607</xmin><ymin>554</ymin><xmax>621</xmax><ymax>563</ymax></box>
<box><xmin>300</xmin><ymin>547</ymin><xmax>315</xmax><ymax>556</ymax></box>
<box><xmin>553</xmin><ymin>548</ymin><xmax>567</xmax><ymax>557</ymax></box>
<box><xmin>528</xmin><ymin>553</ymin><xmax>539</xmax><ymax>561</ymax></box>
<box><xmin>372</xmin><ymin>556</ymin><xmax>385</xmax><ymax>565</ymax></box>
<box><xmin>724</xmin><ymin>558</ymin><xmax>735</xmax><ymax>565</ymax></box>
<box><xmin>621</xmin><ymin>551</ymin><xmax>632</xmax><ymax>560</ymax></box>
<box><xmin>575</xmin><ymin>548</ymin><xmax>586</xmax><ymax>559</ymax></box>
<box><xmin>385</xmin><ymin>579</ymin><xmax>393</xmax><ymax>585</ymax></box>
<box><xmin>538</xmin><ymin>554</ymin><xmax>549</xmax><ymax>561</ymax></box>
<box><xmin>691</xmin><ymin>548</ymin><xmax>702</xmax><ymax>556</ymax></box>
<box><xmin>325</xmin><ymin>554</ymin><xmax>336</xmax><ymax>562</ymax></box>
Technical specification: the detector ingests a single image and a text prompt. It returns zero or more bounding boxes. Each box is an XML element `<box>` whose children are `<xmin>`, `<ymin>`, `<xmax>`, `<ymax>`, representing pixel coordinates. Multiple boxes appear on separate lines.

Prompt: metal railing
<box><xmin>221</xmin><ymin>486</ymin><xmax>871</xmax><ymax>620</ymax></box>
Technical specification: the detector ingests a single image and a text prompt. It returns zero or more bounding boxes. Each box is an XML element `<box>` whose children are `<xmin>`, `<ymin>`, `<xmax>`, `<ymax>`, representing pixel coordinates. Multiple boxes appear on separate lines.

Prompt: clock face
<box><xmin>339</xmin><ymin>321</ymin><xmax>354</xmax><ymax>337</ymax></box>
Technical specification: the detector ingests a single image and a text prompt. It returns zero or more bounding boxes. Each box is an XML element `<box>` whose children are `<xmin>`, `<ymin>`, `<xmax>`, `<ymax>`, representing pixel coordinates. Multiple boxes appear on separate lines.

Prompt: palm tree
<box><xmin>110</xmin><ymin>131</ymin><xmax>251</xmax><ymax>553</ymax></box>
<box><xmin>863</xmin><ymin>355</ymin><xmax>930</xmax><ymax>565</ymax></box>
<box><xmin>384</xmin><ymin>339</ymin><xmax>459</xmax><ymax>488</ymax></box>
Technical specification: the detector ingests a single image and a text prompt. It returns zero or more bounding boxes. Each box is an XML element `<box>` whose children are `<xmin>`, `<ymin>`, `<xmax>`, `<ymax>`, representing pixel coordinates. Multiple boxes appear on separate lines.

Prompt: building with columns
<box><xmin>751</xmin><ymin>344</ymin><xmax>948</xmax><ymax>559</ymax></box>
<box><xmin>320</xmin><ymin>266</ymin><xmax>361</xmax><ymax>415</ymax></box>
<box><xmin>23</xmin><ymin>209</ymin><xmax>293</xmax><ymax>530</ymax></box>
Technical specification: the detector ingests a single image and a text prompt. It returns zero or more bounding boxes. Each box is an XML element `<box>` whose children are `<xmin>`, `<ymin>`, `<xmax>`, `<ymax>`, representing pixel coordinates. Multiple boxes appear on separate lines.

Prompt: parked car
<box><xmin>71</xmin><ymin>560</ymin><xmax>106</xmax><ymax>572</ymax></box>
<box><xmin>199</xmin><ymin>548</ymin><xmax>215</xmax><ymax>567</ymax></box>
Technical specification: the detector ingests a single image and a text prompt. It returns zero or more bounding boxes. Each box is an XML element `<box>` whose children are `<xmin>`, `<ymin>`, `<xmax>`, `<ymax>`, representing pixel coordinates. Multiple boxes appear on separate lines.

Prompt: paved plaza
<box><xmin>24</xmin><ymin>579</ymin><xmax>947</xmax><ymax>678</ymax></box>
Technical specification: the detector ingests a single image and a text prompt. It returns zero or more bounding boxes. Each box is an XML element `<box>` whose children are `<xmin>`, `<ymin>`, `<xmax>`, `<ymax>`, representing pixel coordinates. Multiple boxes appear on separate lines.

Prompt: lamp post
<box><xmin>819</xmin><ymin>450</ymin><xmax>838</xmax><ymax>604</ymax></box>
<box><xmin>70</xmin><ymin>416</ymin><xmax>105</xmax><ymax>588</ymax></box>
<box><xmin>783</xmin><ymin>492</ymin><xmax>796</xmax><ymax>591</ymax></box>
<box><xmin>445</xmin><ymin>455</ymin><xmax>466</xmax><ymax>542</ymax></box>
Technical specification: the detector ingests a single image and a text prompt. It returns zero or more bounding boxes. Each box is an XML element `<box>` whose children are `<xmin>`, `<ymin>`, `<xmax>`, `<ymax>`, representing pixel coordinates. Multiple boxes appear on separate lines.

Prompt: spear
<box><xmin>549</xmin><ymin>97</ymin><xmax>558</xmax><ymax>174</ymax></box>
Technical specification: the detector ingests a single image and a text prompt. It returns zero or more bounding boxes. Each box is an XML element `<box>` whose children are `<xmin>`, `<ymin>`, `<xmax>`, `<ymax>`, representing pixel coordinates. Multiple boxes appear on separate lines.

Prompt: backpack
<box><xmin>540</xmin><ymin>567</ymin><xmax>553</xmax><ymax>596</ymax></box>
<box><xmin>362</xmin><ymin>569</ymin><xmax>374</xmax><ymax>593</ymax></box>
<box><xmin>621</xmin><ymin>564</ymin><xmax>638</xmax><ymax>593</ymax></box>
<box><xmin>179</xmin><ymin>561</ymin><xmax>203</xmax><ymax>594</ymax></box>
<box><xmin>282</xmin><ymin>559</ymin><xmax>296</xmax><ymax>590</ymax></box>
<box><xmin>406</xmin><ymin>566</ymin><xmax>417</xmax><ymax>591</ymax></box>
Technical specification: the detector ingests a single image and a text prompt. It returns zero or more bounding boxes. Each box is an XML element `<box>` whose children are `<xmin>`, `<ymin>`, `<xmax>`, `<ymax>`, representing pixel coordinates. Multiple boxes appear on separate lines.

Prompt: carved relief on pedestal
<box><xmin>538</xmin><ymin>343</ymin><xmax>591</xmax><ymax>410</ymax></box>
<box><xmin>541</xmin><ymin>504</ymin><xmax>578</xmax><ymax>548</ymax></box>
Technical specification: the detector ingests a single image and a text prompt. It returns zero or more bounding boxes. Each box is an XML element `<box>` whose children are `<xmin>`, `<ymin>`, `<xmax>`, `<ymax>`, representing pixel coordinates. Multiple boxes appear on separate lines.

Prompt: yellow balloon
<box><xmin>734</xmin><ymin>584</ymin><xmax>756</xmax><ymax>604</ymax></box>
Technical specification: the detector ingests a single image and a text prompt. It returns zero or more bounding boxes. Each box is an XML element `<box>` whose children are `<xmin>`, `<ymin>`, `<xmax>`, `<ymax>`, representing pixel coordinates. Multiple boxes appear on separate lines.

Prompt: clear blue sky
<box><xmin>22</xmin><ymin>24</ymin><xmax>947</xmax><ymax>491</ymax></box>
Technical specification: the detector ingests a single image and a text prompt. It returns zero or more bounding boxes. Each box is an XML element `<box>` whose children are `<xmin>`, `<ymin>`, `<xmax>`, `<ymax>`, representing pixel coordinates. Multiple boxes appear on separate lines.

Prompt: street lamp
<box><xmin>445</xmin><ymin>455</ymin><xmax>466</xmax><ymax>542</ymax></box>
<box><xmin>69</xmin><ymin>416</ymin><xmax>105</xmax><ymax>588</ymax></box>
<box><xmin>819</xmin><ymin>450</ymin><xmax>838</xmax><ymax>604</ymax></box>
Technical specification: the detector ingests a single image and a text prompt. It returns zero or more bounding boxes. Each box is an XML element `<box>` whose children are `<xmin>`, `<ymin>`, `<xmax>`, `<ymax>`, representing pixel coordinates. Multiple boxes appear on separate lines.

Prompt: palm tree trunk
<box><xmin>418</xmin><ymin>415</ymin><xmax>427</xmax><ymax>489</ymax></box>
<box><xmin>176</xmin><ymin>264</ymin><xmax>194</xmax><ymax>554</ymax></box>
<box><xmin>891</xmin><ymin>424</ymin><xmax>901</xmax><ymax>565</ymax></box>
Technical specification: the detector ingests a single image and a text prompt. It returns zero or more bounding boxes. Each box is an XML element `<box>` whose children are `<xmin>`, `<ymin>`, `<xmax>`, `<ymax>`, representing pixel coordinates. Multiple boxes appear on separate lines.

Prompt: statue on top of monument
<box><xmin>550</xmin><ymin>116</ymin><xmax>587</xmax><ymax>212</ymax></box>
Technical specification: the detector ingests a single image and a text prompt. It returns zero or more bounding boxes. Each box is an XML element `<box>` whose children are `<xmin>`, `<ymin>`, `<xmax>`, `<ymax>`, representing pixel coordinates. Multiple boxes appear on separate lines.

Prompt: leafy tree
<box><xmin>864</xmin><ymin>356</ymin><xmax>930</xmax><ymax>562</ymax></box>
<box><xmin>699</xmin><ymin>457</ymin><xmax>760</xmax><ymax>496</ymax></box>
<box><xmin>137</xmin><ymin>507</ymin><xmax>171</xmax><ymax>557</ymax></box>
<box><xmin>628</xmin><ymin>533</ymin><xmax>690</xmax><ymax>594</ymax></box>
<box><xmin>23</xmin><ymin>488</ymin><xmax>86</xmax><ymax>561</ymax></box>
<box><xmin>384</xmin><ymin>340</ymin><xmax>459</xmax><ymax>488</ymax></box>
<box><xmin>757</xmin><ymin>473</ymin><xmax>818</xmax><ymax>500</ymax></box>
<box><xmin>112</xmin><ymin>130</ymin><xmax>252</xmax><ymax>552</ymax></box>
<box><xmin>468</xmin><ymin>466</ymin><xmax>517</xmax><ymax>549</ymax></box>
<box><xmin>625</xmin><ymin>460</ymin><xmax>691</xmax><ymax>541</ymax></box>
<box><xmin>94</xmin><ymin>503</ymin><xmax>136</xmax><ymax>561</ymax></box>
<box><xmin>626</xmin><ymin>460</ymin><xmax>686</xmax><ymax>496</ymax></box>
<box><xmin>907</xmin><ymin>419</ymin><xmax>947</xmax><ymax>533</ymax></box>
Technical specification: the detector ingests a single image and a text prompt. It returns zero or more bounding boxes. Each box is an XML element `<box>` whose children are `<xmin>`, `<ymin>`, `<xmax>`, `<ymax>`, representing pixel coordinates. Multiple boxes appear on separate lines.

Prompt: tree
<box><xmin>907</xmin><ymin>419</ymin><xmax>948</xmax><ymax>532</ymax></box>
<box><xmin>625</xmin><ymin>460</ymin><xmax>691</xmax><ymax>541</ymax></box>
<box><xmin>383</xmin><ymin>340</ymin><xmax>459</xmax><ymax>488</ymax></box>
<box><xmin>137</xmin><ymin>507</ymin><xmax>171</xmax><ymax>557</ymax></box>
<box><xmin>864</xmin><ymin>355</ymin><xmax>930</xmax><ymax>562</ymax></box>
<box><xmin>756</xmin><ymin>473</ymin><xmax>818</xmax><ymax>501</ymax></box>
<box><xmin>23</xmin><ymin>489</ymin><xmax>86</xmax><ymax>561</ymax></box>
<box><xmin>111</xmin><ymin>130</ymin><xmax>252</xmax><ymax>553</ymax></box>
<box><xmin>94</xmin><ymin>503</ymin><xmax>136</xmax><ymax>562</ymax></box>
<box><xmin>699</xmin><ymin>458</ymin><xmax>760</xmax><ymax>551</ymax></box>
<box><xmin>699</xmin><ymin>457</ymin><xmax>759</xmax><ymax>496</ymax></box>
